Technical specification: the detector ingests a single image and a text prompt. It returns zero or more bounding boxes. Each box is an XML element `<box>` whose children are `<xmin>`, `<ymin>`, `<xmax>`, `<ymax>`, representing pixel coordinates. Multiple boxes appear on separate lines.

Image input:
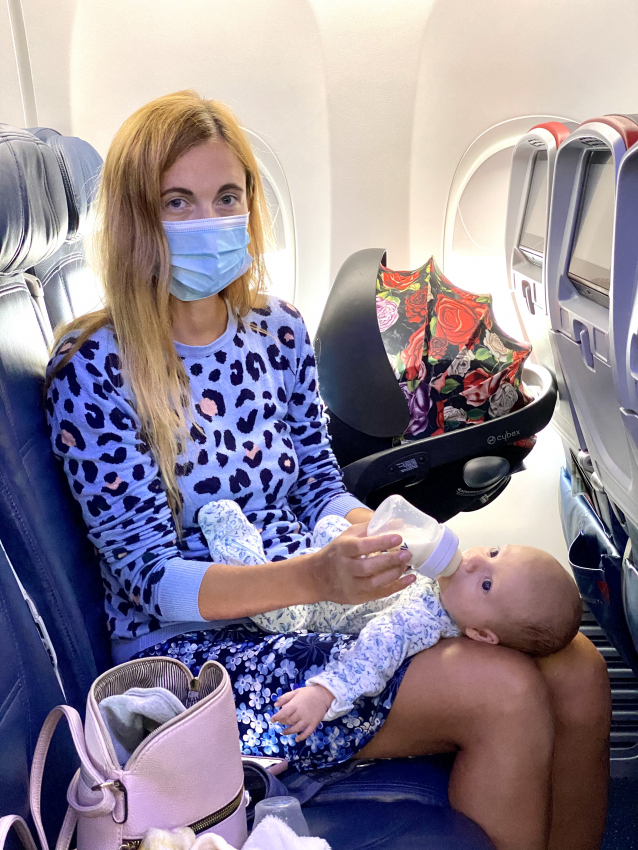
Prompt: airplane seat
<box><xmin>0</xmin><ymin>541</ymin><xmax>78</xmax><ymax>847</ymax></box>
<box><xmin>608</xmin><ymin>136</ymin><xmax>638</xmax><ymax>663</ymax></box>
<box><xmin>0</xmin><ymin>125</ymin><xmax>497</xmax><ymax>850</ymax></box>
<box><xmin>560</xmin><ymin>466</ymin><xmax>638</xmax><ymax>776</ymax></box>
<box><xmin>547</xmin><ymin>113</ymin><xmax>638</xmax><ymax>594</ymax></box>
<box><xmin>26</xmin><ymin>127</ymin><xmax>104</xmax><ymax>329</ymax></box>
<box><xmin>560</xmin><ymin>467</ymin><xmax>635</xmax><ymax>663</ymax></box>
<box><xmin>315</xmin><ymin>248</ymin><xmax>557</xmax><ymax>522</ymax></box>
<box><xmin>548</xmin><ymin>115</ymin><xmax>638</xmax><ymax>777</ymax></box>
<box><xmin>0</xmin><ymin>124</ymin><xmax>111</xmax><ymax>713</ymax></box>
<box><xmin>547</xmin><ymin>113</ymin><xmax>638</xmax><ymax>522</ymax></box>
<box><xmin>505</xmin><ymin>119</ymin><xmax>583</xmax><ymax>454</ymax></box>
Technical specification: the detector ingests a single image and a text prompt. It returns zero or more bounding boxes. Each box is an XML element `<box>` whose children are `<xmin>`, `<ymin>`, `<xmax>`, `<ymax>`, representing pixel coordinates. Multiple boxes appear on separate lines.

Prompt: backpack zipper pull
<box><xmin>186</xmin><ymin>676</ymin><xmax>200</xmax><ymax>708</ymax></box>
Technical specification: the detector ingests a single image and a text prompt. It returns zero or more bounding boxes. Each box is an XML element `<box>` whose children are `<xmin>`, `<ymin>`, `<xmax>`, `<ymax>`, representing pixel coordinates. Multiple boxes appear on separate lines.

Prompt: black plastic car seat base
<box><xmin>341</xmin><ymin>363</ymin><xmax>556</xmax><ymax>501</ymax></box>
<box><xmin>463</xmin><ymin>456</ymin><xmax>511</xmax><ymax>490</ymax></box>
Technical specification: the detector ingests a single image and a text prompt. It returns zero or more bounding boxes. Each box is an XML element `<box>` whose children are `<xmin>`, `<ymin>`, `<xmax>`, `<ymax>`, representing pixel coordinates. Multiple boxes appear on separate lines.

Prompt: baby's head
<box><xmin>438</xmin><ymin>545</ymin><xmax>582</xmax><ymax>657</ymax></box>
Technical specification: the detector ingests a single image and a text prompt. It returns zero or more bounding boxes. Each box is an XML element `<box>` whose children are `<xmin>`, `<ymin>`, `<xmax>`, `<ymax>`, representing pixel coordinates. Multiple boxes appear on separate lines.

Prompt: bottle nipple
<box><xmin>439</xmin><ymin>547</ymin><xmax>462</xmax><ymax>578</ymax></box>
<box><xmin>416</xmin><ymin>525</ymin><xmax>461</xmax><ymax>580</ymax></box>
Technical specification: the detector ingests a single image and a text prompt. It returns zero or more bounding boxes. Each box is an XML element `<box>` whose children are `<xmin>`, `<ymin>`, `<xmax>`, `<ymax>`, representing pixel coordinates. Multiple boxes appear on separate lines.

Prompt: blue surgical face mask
<box><xmin>162</xmin><ymin>214</ymin><xmax>252</xmax><ymax>301</ymax></box>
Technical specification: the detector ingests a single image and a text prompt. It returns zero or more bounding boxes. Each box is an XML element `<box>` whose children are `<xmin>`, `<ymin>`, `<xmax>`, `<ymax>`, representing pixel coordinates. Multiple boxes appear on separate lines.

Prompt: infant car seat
<box><xmin>315</xmin><ymin>249</ymin><xmax>557</xmax><ymax>521</ymax></box>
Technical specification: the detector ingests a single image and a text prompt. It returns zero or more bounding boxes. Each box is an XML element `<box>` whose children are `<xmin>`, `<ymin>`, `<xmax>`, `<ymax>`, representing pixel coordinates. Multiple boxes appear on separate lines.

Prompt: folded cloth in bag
<box><xmin>243</xmin><ymin>818</ymin><xmax>329</xmax><ymax>850</ymax></box>
<box><xmin>99</xmin><ymin>687</ymin><xmax>186</xmax><ymax>766</ymax></box>
<box><xmin>28</xmin><ymin>657</ymin><xmax>248</xmax><ymax>850</ymax></box>
<box><xmin>139</xmin><ymin>815</ymin><xmax>330</xmax><ymax>850</ymax></box>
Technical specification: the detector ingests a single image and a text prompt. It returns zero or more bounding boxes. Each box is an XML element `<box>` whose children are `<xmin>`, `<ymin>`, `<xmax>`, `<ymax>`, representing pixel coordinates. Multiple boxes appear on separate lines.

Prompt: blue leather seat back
<box><xmin>28</xmin><ymin>127</ymin><xmax>103</xmax><ymax>329</ymax></box>
<box><xmin>560</xmin><ymin>467</ymin><xmax>638</xmax><ymax>669</ymax></box>
<box><xmin>0</xmin><ymin>540</ymin><xmax>78</xmax><ymax>847</ymax></box>
<box><xmin>0</xmin><ymin>125</ymin><xmax>111</xmax><ymax>712</ymax></box>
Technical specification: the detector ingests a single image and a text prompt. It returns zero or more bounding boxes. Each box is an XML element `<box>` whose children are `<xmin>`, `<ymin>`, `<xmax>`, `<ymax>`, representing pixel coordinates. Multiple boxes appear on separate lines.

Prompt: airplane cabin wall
<box><xmin>411</xmin><ymin>0</ymin><xmax>638</xmax><ymax>336</ymax></box>
<box><xmin>0</xmin><ymin>0</ymin><xmax>32</xmax><ymax>126</ymax></box>
<box><xmin>3</xmin><ymin>0</ymin><xmax>638</xmax><ymax>331</ymax></box>
<box><xmin>411</xmin><ymin>0</ymin><xmax>638</xmax><ymax>266</ymax></box>
<box><xmin>3</xmin><ymin>0</ymin><xmax>638</xmax><ymax>564</ymax></box>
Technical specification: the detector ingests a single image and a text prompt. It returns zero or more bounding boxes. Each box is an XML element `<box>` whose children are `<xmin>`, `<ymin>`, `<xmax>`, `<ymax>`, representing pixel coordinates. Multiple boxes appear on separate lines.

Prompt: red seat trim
<box><xmin>580</xmin><ymin>115</ymin><xmax>638</xmax><ymax>151</ymax></box>
<box><xmin>529</xmin><ymin>121</ymin><xmax>571</xmax><ymax>147</ymax></box>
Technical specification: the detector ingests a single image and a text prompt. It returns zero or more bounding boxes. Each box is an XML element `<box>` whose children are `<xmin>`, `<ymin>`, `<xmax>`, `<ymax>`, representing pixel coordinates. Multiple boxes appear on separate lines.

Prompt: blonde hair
<box><xmin>47</xmin><ymin>90</ymin><xmax>271</xmax><ymax>525</ymax></box>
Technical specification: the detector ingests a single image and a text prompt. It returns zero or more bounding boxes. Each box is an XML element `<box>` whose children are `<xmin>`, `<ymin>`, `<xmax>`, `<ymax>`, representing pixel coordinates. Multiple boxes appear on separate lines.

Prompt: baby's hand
<box><xmin>271</xmin><ymin>684</ymin><xmax>335</xmax><ymax>742</ymax></box>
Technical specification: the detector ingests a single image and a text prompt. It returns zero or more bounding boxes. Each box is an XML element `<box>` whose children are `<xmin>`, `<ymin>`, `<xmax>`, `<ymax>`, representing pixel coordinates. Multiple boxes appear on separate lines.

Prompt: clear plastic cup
<box><xmin>252</xmin><ymin>796</ymin><xmax>310</xmax><ymax>836</ymax></box>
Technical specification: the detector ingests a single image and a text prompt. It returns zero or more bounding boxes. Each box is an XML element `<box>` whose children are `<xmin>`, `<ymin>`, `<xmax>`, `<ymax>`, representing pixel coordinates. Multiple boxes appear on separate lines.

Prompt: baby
<box><xmin>198</xmin><ymin>500</ymin><xmax>582</xmax><ymax>742</ymax></box>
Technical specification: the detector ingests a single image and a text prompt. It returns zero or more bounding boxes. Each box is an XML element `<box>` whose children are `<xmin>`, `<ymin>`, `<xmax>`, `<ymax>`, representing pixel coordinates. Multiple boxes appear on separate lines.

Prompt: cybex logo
<box><xmin>487</xmin><ymin>429</ymin><xmax>520</xmax><ymax>446</ymax></box>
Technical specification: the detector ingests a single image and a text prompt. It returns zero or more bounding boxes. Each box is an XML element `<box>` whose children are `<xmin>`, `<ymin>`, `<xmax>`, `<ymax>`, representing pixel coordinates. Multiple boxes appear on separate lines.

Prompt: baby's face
<box><xmin>437</xmin><ymin>544</ymin><xmax>538</xmax><ymax>632</ymax></box>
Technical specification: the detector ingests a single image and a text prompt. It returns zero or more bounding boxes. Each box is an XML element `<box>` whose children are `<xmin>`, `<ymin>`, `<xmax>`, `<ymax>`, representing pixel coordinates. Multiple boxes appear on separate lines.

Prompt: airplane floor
<box><xmin>604</xmin><ymin>778</ymin><xmax>638</xmax><ymax>849</ymax></box>
<box><xmin>447</xmin><ymin>423</ymin><xmax>569</xmax><ymax>568</ymax></box>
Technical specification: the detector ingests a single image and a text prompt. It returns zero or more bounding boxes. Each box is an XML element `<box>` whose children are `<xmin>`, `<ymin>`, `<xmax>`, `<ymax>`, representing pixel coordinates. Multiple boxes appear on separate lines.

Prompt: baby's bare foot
<box><xmin>271</xmin><ymin>684</ymin><xmax>335</xmax><ymax>742</ymax></box>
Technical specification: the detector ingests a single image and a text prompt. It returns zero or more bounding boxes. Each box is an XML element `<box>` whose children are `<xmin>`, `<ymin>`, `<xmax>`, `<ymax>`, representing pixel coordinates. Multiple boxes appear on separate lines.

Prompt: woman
<box><xmin>46</xmin><ymin>91</ymin><xmax>610</xmax><ymax>850</ymax></box>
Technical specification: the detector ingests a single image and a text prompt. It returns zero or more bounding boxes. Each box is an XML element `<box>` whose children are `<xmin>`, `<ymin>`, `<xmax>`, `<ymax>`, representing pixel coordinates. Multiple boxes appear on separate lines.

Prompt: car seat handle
<box><xmin>315</xmin><ymin>248</ymin><xmax>410</xmax><ymax>438</ymax></box>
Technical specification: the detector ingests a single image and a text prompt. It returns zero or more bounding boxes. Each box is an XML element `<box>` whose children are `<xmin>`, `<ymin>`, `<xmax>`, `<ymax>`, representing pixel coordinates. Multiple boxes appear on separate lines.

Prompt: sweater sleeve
<box><xmin>283</xmin><ymin>311</ymin><xmax>367</xmax><ymax>529</ymax></box>
<box><xmin>45</xmin><ymin>331</ymin><xmax>210</xmax><ymax>637</ymax></box>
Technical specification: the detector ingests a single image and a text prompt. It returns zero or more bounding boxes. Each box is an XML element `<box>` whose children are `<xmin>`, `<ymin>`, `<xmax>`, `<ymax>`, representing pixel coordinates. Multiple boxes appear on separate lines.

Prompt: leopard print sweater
<box><xmin>45</xmin><ymin>298</ymin><xmax>364</xmax><ymax>657</ymax></box>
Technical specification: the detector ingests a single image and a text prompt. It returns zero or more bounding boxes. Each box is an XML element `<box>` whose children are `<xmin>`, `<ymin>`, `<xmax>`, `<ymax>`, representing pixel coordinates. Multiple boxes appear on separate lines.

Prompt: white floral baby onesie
<box><xmin>198</xmin><ymin>500</ymin><xmax>461</xmax><ymax>720</ymax></box>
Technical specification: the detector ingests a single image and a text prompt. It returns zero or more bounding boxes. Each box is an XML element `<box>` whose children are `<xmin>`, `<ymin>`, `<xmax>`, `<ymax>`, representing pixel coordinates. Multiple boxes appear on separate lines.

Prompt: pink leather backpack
<box><xmin>28</xmin><ymin>657</ymin><xmax>247</xmax><ymax>850</ymax></box>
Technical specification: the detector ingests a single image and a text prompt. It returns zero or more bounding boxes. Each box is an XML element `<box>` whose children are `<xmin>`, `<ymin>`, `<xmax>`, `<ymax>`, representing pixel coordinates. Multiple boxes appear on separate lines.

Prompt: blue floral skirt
<box><xmin>133</xmin><ymin>623</ymin><xmax>410</xmax><ymax>771</ymax></box>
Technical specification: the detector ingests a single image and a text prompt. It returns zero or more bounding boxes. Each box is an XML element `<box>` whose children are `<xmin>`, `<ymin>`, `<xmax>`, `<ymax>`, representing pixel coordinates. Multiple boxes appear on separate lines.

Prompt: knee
<box><xmin>444</xmin><ymin>640</ymin><xmax>553</xmax><ymax>731</ymax></box>
<box><xmin>456</xmin><ymin>645</ymin><xmax>556</xmax><ymax>764</ymax></box>
<box><xmin>542</xmin><ymin>632</ymin><xmax>611</xmax><ymax>731</ymax></box>
<box><xmin>487</xmin><ymin>651</ymin><xmax>550</xmax><ymax>719</ymax></box>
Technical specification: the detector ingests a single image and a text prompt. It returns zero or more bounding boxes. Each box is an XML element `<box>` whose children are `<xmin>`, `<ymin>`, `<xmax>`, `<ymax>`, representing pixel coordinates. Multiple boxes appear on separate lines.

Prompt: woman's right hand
<box><xmin>308</xmin><ymin>522</ymin><xmax>415</xmax><ymax>605</ymax></box>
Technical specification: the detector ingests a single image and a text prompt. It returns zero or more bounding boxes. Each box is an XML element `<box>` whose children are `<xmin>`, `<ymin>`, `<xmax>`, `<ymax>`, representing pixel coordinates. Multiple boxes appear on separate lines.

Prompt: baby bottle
<box><xmin>367</xmin><ymin>494</ymin><xmax>462</xmax><ymax>580</ymax></box>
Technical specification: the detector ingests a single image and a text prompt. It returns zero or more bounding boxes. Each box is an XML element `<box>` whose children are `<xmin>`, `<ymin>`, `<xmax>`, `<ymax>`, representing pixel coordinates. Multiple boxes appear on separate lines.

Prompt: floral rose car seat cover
<box><xmin>377</xmin><ymin>257</ymin><xmax>532</xmax><ymax>439</ymax></box>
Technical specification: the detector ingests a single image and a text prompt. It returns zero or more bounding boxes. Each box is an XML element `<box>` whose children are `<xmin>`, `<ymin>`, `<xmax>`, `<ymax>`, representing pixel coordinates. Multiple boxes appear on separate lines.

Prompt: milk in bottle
<box><xmin>367</xmin><ymin>494</ymin><xmax>462</xmax><ymax>580</ymax></box>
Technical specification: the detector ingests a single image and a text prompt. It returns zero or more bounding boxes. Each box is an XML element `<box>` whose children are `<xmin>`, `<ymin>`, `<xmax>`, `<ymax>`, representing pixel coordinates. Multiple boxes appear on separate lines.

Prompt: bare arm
<box><xmin>197</xmin><ymin>525</ymin><xmax>414</xmax><ymax>620</ymax></box>
<box><xmin>345</xmin><ymin>507</ymin><xmax>374</xmax><ymax>524</ymax></box>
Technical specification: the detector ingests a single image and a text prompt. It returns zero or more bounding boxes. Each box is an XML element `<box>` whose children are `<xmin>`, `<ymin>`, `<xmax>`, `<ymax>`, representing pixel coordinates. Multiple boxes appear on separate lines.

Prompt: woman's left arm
<box><xmin>345</xmin><ymin>507</ymin><xmax>374</xmax><ymax>524</ymax></box>
<box><xmin>284</xmin><ymin>309</ymin><xmax>369</xmax><ymax>528</ymax></box>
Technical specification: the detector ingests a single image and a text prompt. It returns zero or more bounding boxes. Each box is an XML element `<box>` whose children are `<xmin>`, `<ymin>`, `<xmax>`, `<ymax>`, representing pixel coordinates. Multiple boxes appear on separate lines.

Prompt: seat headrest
<box><xmin>29</xmin><ymin>128</ymin><xmax>103</xmax><ymax>240</ymax></box>
<box><xmin>28</xmin><ymin>126</ymin><xmax>62</xmax><ymax>142</ymax></box>
<box><xmin>0</xmin><ymin>124</ymin><xmax>68</xmax><ymax>276</ymax></box>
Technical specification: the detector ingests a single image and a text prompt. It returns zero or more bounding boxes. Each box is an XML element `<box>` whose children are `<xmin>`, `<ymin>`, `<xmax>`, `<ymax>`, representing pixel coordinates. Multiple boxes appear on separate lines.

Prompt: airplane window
<box><xmin>61</xmin><ymin>265</ymin><xmax>104</xmax><ymax>316</ymax></box>
<box><xmin>260</xmin><ymin>171</ymin><xmax>295</xmax><ymax>304</ymax></box>
<box><xmin>261</xmin><ymin>173</ymin><xmax>286</xmax><ymax>252</ymax></box>
<box><xmin>448</xmin><ymin>145</ymin><xmax>522</xmax><ymax>338</ymax></box>
<box><xmin>519</xmin><ymin>150</ymin><xmax>548</xmax><ymax>258</ymax></box>
<box><xmin>568</xmin><ymin>150</ymin><xmax>614</xmax><ymax>302</ymax></box>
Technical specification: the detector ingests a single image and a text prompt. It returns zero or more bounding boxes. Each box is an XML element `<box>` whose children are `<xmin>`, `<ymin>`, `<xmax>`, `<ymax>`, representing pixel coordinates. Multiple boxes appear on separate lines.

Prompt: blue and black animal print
<box><xmin>45</xmin><ymin>298</ymin><xmax>364</xmax><ymax>650</ymax></box>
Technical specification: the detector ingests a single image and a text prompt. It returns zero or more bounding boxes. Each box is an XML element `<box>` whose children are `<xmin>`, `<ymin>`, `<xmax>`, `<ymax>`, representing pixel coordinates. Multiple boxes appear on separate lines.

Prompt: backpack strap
<box><xmin>29</xmin><ymin>705</ymin><xmax>117</xmax><ymax>850</ymax></box>
<box><xmin>0</xmin><ymin>816</ymin><xmax>38</xmax><ymax>850</ymax></box>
